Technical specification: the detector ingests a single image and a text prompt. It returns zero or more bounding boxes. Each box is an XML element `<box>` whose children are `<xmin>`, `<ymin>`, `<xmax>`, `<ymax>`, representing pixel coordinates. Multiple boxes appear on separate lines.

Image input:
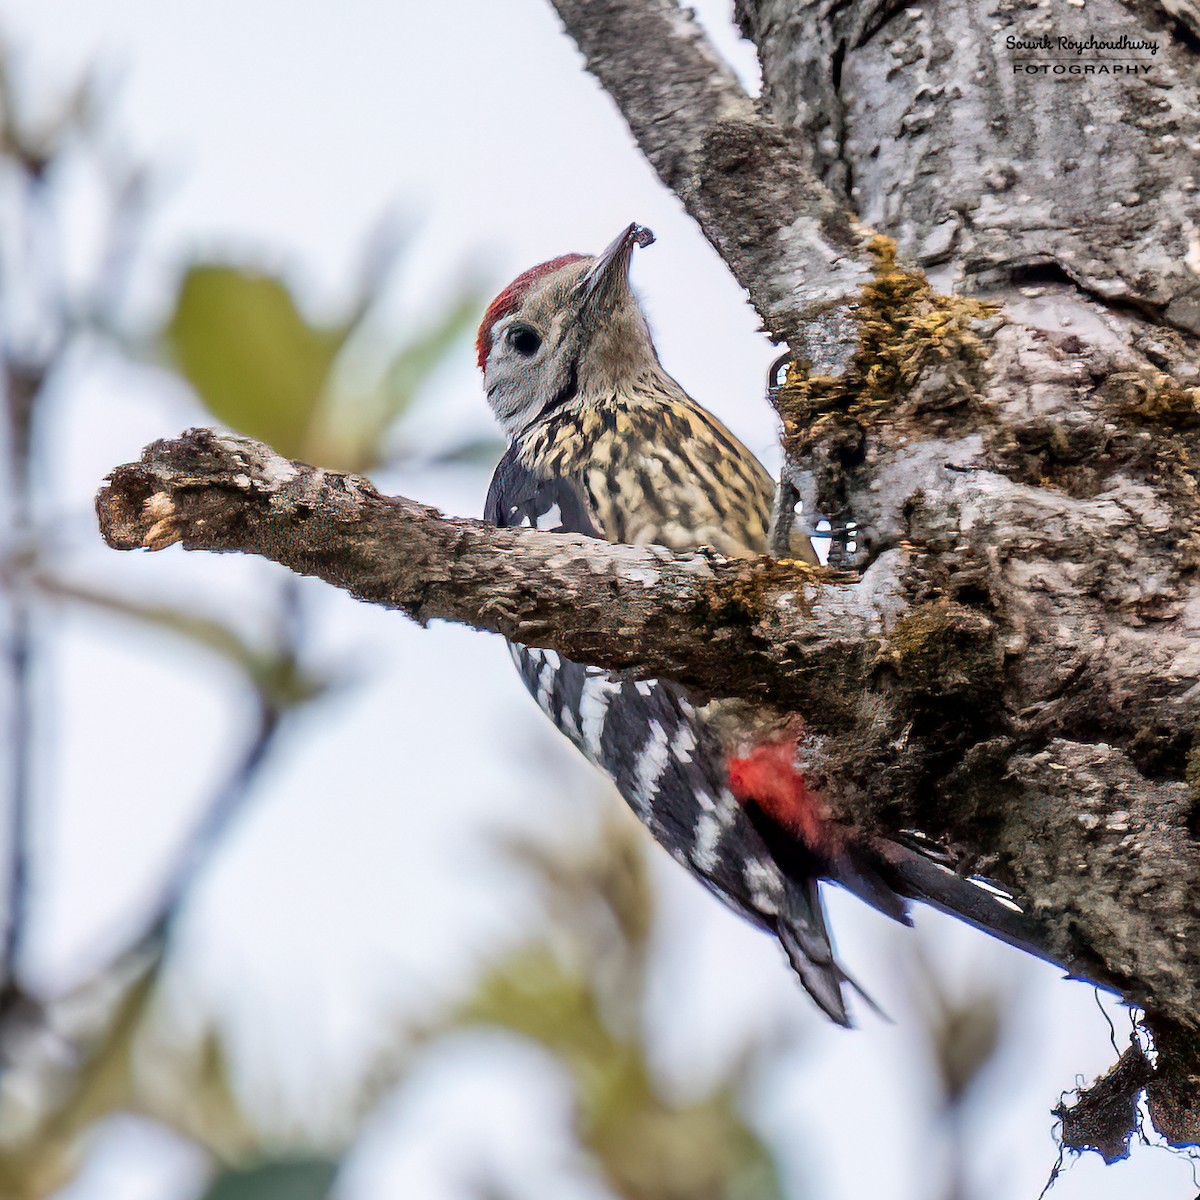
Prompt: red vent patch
<box><xmin>727</xmin><ymin>739</ymin><xmax>831</xmax><ymax>852</ymax></box>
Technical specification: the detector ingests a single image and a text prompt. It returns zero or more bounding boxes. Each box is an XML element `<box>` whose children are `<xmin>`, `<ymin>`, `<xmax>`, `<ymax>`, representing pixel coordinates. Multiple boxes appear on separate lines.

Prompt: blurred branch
<box><xmin>0</xmin><ymin>52</ymin><xmax>156</xmax><ymax>1040</ymax></box>
<box><xmin>0</xmin><ymin>363</ymin><xmax>43</xmax><ymax>1026</ymax></box>
<box><xmin>0</xmin><ymin>605</ymin><xmax>298</xmax><ymax>1197</ymax></box>
<box><xmin>132</xmin><ymin>698</ymin><xmax>283</xmax><ymax>958</ymax></box>
<box><xmin>0</xmin><ymin>959</ymin><xmax>159</xmax><ymax>1200</ymax></box>
<box><xmin>0</xmin><ymin>157</ymin><xmax>56</xmax><ymax>1038</ymax></box>
<box><xmin>38</xmin><ymin>566</ymin><xmax>322</xmax><ymax>967</ymax></box>
<box><xmin>33</xmin><ymin>571</ymin><xmax>329</xmax><ymax>710</ymax></box>
<box><xmin>0</xmin><ymin>575</ymin><xmax>33</xmax><ymax>1021</ymax></box>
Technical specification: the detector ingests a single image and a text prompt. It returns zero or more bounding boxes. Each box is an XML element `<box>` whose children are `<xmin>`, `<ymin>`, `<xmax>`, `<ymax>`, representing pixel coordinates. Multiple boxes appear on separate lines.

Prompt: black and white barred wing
<box><xmin>484</xmin><ymin>445</ymin><xmax>853</xmax><ymax>1024</ymax></box>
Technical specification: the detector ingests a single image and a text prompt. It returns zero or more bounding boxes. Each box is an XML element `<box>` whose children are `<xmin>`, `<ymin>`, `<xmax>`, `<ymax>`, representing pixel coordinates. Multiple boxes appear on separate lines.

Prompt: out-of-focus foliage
<box><xmin>165</xmin><ymin>258</ymin><xmax>489</xmax><ymax>472</ymax></box>
<box><xmin>0</xmin><ymin>46</ymin><xmax>479</xmax><ymax>1200</ymax></box>
<box><xmin>460</xmin><ymin>818</ymin><xmax>786</xmax><ymax>1200</ymax></box>
<box><xmin>200</xmin><ymin>1158</ymin><xmax>338</xmax><ymax>1200</ymax></box>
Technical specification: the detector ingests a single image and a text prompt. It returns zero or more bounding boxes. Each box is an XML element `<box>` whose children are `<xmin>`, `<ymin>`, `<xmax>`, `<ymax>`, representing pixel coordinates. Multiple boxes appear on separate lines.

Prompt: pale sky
<box><xmin>0</xmin><ymin>1</ymin><xmax>1191</xmax><ymax>1198</ymax></box>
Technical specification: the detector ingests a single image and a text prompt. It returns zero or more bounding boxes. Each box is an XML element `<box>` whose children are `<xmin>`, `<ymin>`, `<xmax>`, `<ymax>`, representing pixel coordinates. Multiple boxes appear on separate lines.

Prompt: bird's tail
<box><xmin>834</xmin><ymin>834</ymin><xmax>1111</xmax><ymax>989</ymax></box>
<box><xmin>775</xmin><ymin>876</ymin><xmax>853</xmax><ymax>1026</ymax></box>
<box><xmin>769</xmin><ymin>816</ymin><xmax>1114</xmax><ymax>1023</ymax></box>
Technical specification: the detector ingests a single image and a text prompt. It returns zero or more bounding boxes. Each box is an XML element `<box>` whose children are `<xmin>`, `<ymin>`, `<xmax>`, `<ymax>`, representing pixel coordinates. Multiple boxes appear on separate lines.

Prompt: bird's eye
<box><xmin>507</xmin><ymin>325</ymin><xmax>542</xmax><ymax>357</ymax></box>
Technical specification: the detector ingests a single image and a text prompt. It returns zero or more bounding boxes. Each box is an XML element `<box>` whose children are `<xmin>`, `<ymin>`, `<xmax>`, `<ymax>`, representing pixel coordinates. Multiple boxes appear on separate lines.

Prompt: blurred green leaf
<box><xmin>201</xmin><ymin>1158</ymin><xmax>339</xmax><ymax>1200</ymax></box>
<box><xmin>165</xmin><ymin>260</ymin><xmax>485</xmax><ymax>473</ymax></box>
<box><xmin>166</xmin><ymin>265</ymin><xmax>350</xmax><ymax>460</ymax></box>
<box><xmin>313</xmin><ymin>288</ymin><xmax>486</xmax><ymax>472</ymax></box>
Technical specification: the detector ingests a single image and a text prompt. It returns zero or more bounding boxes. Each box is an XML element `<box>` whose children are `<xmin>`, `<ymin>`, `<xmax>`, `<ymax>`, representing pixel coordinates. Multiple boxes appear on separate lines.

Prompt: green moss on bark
<box><xmin>774</xmin><ymin>236</ymin><xmax>997</xmax><ymax>457</ymax></box>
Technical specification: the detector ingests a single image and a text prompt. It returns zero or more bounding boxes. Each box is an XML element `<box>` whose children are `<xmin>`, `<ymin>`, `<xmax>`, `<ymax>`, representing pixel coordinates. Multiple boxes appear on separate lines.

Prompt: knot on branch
<box><xmin>1056</xmin><ymin>1020</ymin><xmax>1200</xmax><ymax>1161</ymax></box>
<box><xmin>98</xmin><ymin>428</ymin><xmax>293</xmax><ymax>551</ymax></box>
<box><xmin>96</xmin><ymin>429</ymin><xmax>384</xmax><ymax>556</ymax></box>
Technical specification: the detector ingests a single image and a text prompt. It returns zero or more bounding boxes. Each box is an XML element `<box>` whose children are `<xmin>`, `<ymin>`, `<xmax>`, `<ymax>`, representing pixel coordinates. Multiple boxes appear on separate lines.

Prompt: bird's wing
<box><xmin>485</xmin><ymin>441</ymin><xmax>605</xmax><ymax>537</ymax></box>
<box><xmin>485</xmin><ymin>444</ymin><xmax>855</xmax><ymax>1024</ymax></box>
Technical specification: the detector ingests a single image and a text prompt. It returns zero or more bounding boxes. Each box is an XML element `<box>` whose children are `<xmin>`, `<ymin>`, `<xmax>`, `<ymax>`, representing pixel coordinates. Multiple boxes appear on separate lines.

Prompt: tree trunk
<box><xmin>736</xmin><ymin>0</ymin><xmax>1200</xmax><ymax>1149</ymax></box>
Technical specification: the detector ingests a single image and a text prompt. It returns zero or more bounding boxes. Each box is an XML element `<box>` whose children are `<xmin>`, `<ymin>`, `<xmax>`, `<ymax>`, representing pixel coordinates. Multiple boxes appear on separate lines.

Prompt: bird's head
<box><xmin>477</xmin><ymin>223</ymin><xmax>658</xmax><ymax>439</ymax></box>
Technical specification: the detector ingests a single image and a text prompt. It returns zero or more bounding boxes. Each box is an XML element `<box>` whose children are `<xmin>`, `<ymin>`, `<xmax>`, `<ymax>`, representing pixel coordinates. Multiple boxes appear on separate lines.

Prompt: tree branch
<box><xmin>547</xmin><ymin>0</ymin><xmax>875</xmax><ymax>367</ymax></box>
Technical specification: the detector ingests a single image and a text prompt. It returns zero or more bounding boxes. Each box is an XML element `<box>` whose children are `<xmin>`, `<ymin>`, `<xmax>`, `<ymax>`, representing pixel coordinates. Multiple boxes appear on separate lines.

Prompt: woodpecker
<box><xmin>480</xmin><ymin>224</ymin><xmax>1055</xmax><ymax>1023</ymax></box>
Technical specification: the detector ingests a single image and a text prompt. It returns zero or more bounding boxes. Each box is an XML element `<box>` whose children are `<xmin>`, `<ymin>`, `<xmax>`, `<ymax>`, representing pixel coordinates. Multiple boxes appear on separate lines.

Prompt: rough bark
<box><xmin>739</xmin><ymin>0</ymin><xmax>1200</xmax><ymax>334</ymax></box>
<box><xmin>727</xmin><ymin>0</ymin><xmax>1200</xmax><ymax>1151</ymax></box>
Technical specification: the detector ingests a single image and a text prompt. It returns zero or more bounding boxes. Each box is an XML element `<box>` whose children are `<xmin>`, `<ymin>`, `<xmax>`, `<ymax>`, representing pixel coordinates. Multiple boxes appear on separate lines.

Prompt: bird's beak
<box><xmin>579</xmin><ymin>222</ymin><xmax>655</xmax><ymax>317</ymax></box>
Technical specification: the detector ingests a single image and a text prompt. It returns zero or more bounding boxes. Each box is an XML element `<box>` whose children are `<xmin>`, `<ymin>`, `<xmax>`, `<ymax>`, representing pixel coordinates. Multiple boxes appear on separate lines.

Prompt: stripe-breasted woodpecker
<box><xmin>480</xmin><ymin>224</ymin><xmax>1052</xmax><ymax>1023</ymax></box>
